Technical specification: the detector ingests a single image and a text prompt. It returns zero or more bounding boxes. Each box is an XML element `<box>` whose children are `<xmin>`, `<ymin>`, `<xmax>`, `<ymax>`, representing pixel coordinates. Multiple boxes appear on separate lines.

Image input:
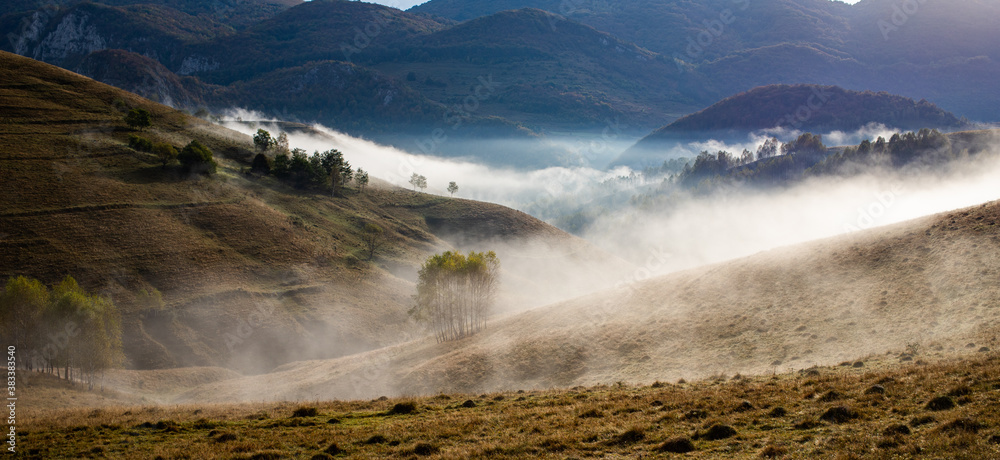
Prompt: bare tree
<box><xmin>360</xmin><ymin>223</ymin><xmax>385</xmax><ymax>260</ymax></box>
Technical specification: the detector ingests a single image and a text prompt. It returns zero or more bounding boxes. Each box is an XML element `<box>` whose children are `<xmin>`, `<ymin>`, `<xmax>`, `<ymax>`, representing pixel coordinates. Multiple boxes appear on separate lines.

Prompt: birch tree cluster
<box><xmin>0</xmin><ymin>276</ymin><xmax>124</xmax><ymax>389</ymax></box>
<box><xmin>414</xmin><ymin>251</ymin><xmax>500</xmax><ymax>343</ymax></box>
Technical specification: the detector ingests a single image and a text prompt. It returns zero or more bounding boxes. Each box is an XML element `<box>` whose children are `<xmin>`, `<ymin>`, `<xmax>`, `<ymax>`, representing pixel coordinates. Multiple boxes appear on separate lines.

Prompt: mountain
<box><xmin>179</xmin><ymin>194</ymin><xmax>1000</xmax><ymax>400</ymax></box>
<box><xmin>615</xmin><ymin>84</ymin><xmax>965</xmax><ymax>167</ymax></box>
<box><xmin>412</xmin><ymin>0</ymin><xmax>1000</xmax><ymax>122</ymax></box>
<box><xmin>1</xmin><ymin>1</ymin><xmax>229</xmax><ymax>70</ymax></box>
<box><xmin>0</xmin><ymin>51</ymin><xmax>631</xmax><ymax>373</ymax></box>
<box><xmin>364</xmin><ymin>8</ymin><xmax>702</xmax><ymax>130</ymax></box>
<box><xmin>0</xmin><ymin>0</ymin><xmax>301</xmax><ymax>28</ymax></box>
<box><xmin>77</xmin><ymin>49</ymin><xmax>208</xmax><ymax>108</ymax></box>
<box><xmin>5</xmin><ymin>0</ymin><xmax>1000</xmax><ymax>169</ymax></box>
<box><xmin>180</xmin><ymin>0</ymin><xmax>451</xmax><ymax>85</ymax></box>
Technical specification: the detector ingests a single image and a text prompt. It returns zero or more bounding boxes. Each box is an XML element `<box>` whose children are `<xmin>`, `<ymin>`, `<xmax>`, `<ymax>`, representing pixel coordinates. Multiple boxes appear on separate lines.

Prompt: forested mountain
<box><xmin>616</xmin><ymin>84</ymin><xmax>965</xmax><ymax>166</ymax></box>
<box><xmin>412</xmin><ymin>0</ymin><xmax>1000</xmax><ymax>121</ymax></box>
<box><xmin>0</xmin><ymin>0</ymin><xmax>300</xmax><ymax>28</ymax></box>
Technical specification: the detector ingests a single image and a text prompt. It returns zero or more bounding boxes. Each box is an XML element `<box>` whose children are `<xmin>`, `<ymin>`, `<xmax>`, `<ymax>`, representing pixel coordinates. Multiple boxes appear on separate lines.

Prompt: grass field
<box><xmin>18</xmin><ymin>350</ymin><xmax>1000</xmax><ymax>459</ymax></box>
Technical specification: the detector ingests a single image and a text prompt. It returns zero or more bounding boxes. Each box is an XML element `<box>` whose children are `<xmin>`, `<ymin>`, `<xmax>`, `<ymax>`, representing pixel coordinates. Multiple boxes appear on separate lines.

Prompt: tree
<box><xmin>0</xmin><ymin>276</ymin><xmax>48</xmax><ymax>367</ymax></box>
<box><xmin>447</xmin><ymin>181</ymin><xmax>459</xmax><ymax>196</ymax></box>
<box><xmin>756</xmin><ymin>137</ymin><xmax>779</xmax><ymax>160</ymax></box>
<box><xmin>275</xmin><ymin>132</ymin><xmax>290</xmax><ymax>154</ymax></box>
<box><xmin>251</xmin><ymin>153</ymin><xmax>271</xmax><ymax>175</ymax></box>
<box><xmin>0</xmin><ymin>276</ymin><xmax>123</xmax><ymax>384</ymax></box>
<box><xmin>408</xmin><ymin>174</ymin><xmax>428</xmax><ymax>192</ymax></box>
<box><xmin>320</xmin><ymin>149</ymin><xmax>352</xmax><ymax>196</ymax></box>
<box><xmin>272</xmin><ymin>150</ymin><xmax>290</xmax><ymax>178</ymax></box>
<box><xmin>253</xmin><ymin>129</ymin><xmax>275</xmax><ymax>153</ymax></box>
<box><xmin>412</xmin><ymin>251</ymin><xmax>500</xmax><ymax>342</ymax></box>
<box><xmin>178</xmin><ymin>140</ymin><xmax>217</xmax><ymax>175</ymax></box>
<box><xmin>124</xmin><ymin>108</ymin><xmax>152</xmax><ymax>131</ymax></box>
<box><xmin>48</xmin><ymin>276</ymin><xmax>123</xmax><ymax>388</ymax></box>
<box><xmin>355</xmin><ymin>168</ymin><xmax>370</xmax><ymax>193</ymax></box>
<box><xmin>360</xmin><ymin>223</ymin><xmax>385</xmax><ymax>260</ymax></box>
<box><xmin>152</xmin><ymin>143</ymin><xmax>178</xmax><ymax>168</ymax></box>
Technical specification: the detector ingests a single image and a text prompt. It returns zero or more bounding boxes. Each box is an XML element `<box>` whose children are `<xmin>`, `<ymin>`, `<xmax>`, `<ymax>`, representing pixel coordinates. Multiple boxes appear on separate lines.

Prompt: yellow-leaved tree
<box><xmin>412</xmin><ymin>251</ymin><xmax>500</xmax><ymax>342</ymax></box>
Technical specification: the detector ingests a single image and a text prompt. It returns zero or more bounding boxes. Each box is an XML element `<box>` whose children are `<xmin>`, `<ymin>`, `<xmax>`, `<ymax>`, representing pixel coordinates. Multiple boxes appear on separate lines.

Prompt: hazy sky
<box><xmin>362</xmin><ymin>0</ymin><xmax>863</xmax><ymax>12</ymax></box>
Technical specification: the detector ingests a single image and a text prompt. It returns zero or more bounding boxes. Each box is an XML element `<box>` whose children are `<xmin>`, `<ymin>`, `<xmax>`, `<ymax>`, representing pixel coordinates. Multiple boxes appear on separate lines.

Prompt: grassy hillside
<box><xmin>172</xmin><ymin>196</ymin><xmax>1000</xmax><ymax>402</ymax></box>
<box><xmin>0</xmin><ymin>51</ymin><xmax>629</xmax><ymax>374</ymax></box>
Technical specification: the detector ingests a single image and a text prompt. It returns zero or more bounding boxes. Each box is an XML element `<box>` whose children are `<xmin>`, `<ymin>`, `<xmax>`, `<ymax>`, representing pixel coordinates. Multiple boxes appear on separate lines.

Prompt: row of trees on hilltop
<box><xmin>674</xmin><ymin>130</ymin><xmax>957</xmax><ymax>191</ymax></box>
<box><xmin>678</xmin><ymin>133</ymin><xmax>830</xmax><ymax>188</ymax></box>
<box><xmin>810</xmin><ymin>128</ymin><xmax>953</xmax><ymax>174</ymax></box>
<box><xmin>0</xmin><ymin>276</ymin><xmax>124</xmax><ymax>389</ymax></box>
<box><xmin>251</xmin><ymin>129</ymin><xmax>369</xmax><ymax>196</ymax></box>
<box><xmin>411</xmin><ymin>251</ymin><xmax>500</xmax><ymax>343</ymax></box>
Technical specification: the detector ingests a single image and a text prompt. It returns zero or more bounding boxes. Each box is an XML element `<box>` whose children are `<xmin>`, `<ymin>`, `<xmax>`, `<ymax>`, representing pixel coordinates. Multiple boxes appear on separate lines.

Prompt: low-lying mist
<box><xmin>221</xmin><ymin>114</ymin><xmax>1000</xmax><ymax>282</ymax></box>
<box><xmin>145</xmin><ymin>116</ymin><xmax>1000</xmax><ymax>402</ymax></box>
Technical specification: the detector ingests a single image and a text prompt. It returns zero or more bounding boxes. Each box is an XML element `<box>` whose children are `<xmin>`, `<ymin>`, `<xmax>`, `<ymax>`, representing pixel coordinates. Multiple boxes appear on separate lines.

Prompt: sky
<box><xmin>361</xmin><ymin>0</ymin><xmax>862</xmax><ymax>12</ymax></box>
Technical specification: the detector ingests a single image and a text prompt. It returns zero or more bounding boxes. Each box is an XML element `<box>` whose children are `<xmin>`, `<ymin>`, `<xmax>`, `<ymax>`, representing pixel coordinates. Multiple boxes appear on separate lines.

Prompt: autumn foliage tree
<box><xmin>413</xmin><ymin>251</ymin><xmax>500</xmax><ymax>342</ymax></box>
<box><xmin>0</xmin><ymin>276</ymin><xmax>124</xmax><ymax>389</ymax></box>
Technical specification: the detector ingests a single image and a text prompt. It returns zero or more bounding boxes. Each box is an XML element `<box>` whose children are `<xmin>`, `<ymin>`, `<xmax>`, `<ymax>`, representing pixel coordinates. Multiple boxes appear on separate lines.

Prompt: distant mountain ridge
<box><xmin>411</xmin><ymin>0</ymin><xmax>1000</xmax><ymax>121</ymax></box>
<box><xmin>3</xmin><ymin>0</ymin><xmax>1000</xmax><ymax>168</ymax></box>
<box><xmin>616</xmin><ymin>84</ymin><xmax>965</xmax><ymax>167</ymax></box>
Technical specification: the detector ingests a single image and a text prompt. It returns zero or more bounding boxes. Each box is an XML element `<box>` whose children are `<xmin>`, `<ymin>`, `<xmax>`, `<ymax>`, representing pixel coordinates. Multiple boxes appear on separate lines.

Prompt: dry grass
<box><xmin>19</xmin><ymin>352</ymin><xmax>1000</xmax><ymax>459</ymax></box>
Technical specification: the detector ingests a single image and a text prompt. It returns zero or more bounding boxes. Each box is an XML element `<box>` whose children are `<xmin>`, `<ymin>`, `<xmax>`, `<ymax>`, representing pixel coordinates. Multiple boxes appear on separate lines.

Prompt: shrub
<box><xmin>413</xmin><ymin>443</ymin><xmax>438</xmax><ymax>455</ymax></box>
<box><xmin>178</xmin><ymin>140</ymin><xmax>217</xmax><ymax>175</ymax></box>
<box><xmin>389</xmin><ymin>402</ymin><xmax>417</xmax><ymax>415</ymax></box>
<box><xmin>291</xmin><ymin>407</ymin><xmax>318</xmax><ymax>418</ymax></box>
<box><xmin>251</xmin><ymin>153</ymin><xmax>271</xmax><ymax>175</ymax></box>
<box><xmin>607</xmin><ymin>427</ymin><xmax>645</xmax><ymax>445</ymax></box>
<box><xmin>820</xmin><ymin>406</ymin><xmax>860</xmax><ymax>424</ymax></box>
<box><xmin>925</xmin><ymin>396</ymin><xmax>956</xmax><ymax>411</ymax></box>
<box><xmin>364</xmin><ymin>435</ymin><xmax>388</xmax><ymax>445</ymax></box>
<box><xmin>152</xmin><ymin>143</ymin><xmax>177</xmax><ymax>167</ymax></box>
<box><xmin>701</xmin><ymin>424</ymin><xmax>738</xmax><ymax>440</ymax></box>
<box><xmin>128</xmin><ymin>135</ymin><xmax>153</xmax><ymax>152</ymax></box>
<box><xmin>658</xmin><ymin>437</ymin><xmax>695</xmax><ymax>453</ymax></box>
<box><xmin>125</xmin><ymin>108</ymin><xmax>152</xmax><ymax>131</ymax></box>
<box><xmin>940</xmin><ymin>417</ymin><xmax>983</xmax><ymax>434</ymax></box>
